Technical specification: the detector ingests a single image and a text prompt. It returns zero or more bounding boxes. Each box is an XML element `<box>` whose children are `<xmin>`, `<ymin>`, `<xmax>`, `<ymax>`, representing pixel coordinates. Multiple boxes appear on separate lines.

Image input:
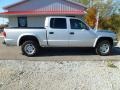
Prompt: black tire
<box><xmin>21</xmin><ymin>41</ymin><xmax>40</xmax><ymax>57</ymax></box>
<box><xmin>95</xmin><ymin>40</ymin><xmax>112</xmax><ymax>56</ymax></box>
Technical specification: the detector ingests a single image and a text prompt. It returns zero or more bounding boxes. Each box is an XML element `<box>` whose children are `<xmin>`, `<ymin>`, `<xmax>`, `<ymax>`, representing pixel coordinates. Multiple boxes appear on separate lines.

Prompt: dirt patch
<box><xmin>0</xmin><ymin>33</ymin><xmax>2</xmax><ymax>37</ymax></box>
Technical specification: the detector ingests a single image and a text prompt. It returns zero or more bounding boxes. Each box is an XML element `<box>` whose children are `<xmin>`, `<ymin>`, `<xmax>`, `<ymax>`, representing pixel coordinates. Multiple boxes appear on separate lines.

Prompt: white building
<box><xmin>0</xmin><ymin>0</ymin><xmax>86</xmax><ymax>28</ymax></box>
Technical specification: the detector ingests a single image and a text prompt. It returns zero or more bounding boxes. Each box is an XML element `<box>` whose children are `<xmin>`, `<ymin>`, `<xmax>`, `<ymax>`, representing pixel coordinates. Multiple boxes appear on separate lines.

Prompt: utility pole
<box><xmin>89</xmin><ymin>0</ymin><xmax>93</xmax><ymax>8</ymax></box>
<box><xmin>95</xmin><ymin>0</ymin><xmax>102</xmax><ymax>30</ymax></box>
<box><xmin>95</xmin><ymin>12</ymin><xmax>99</xmax><ymax>30</ymax></box>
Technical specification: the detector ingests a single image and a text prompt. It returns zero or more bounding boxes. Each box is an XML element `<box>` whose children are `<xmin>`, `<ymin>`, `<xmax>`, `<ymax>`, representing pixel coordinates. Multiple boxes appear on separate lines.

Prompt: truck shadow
<box><xmin>112</xmin><ymin>47</ymin><xmax>120</xmax><ymax>56</ymax></box>
<box><xmin>36</xmin><ymin>47</ymin><xmax>120</xmax><ymax>56</ymax></box>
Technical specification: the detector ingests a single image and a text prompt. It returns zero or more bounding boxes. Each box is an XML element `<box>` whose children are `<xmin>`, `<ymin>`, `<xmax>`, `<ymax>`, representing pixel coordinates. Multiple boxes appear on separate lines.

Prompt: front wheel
<box><xmin>21</xmin><ymin>41</ymin><xmax>40</xmax><ymax>57</ymax></box>
<box><xmin>95</xmin><ymin>40</ymin><xmax>112</xmax><ymax>56</ymax></box>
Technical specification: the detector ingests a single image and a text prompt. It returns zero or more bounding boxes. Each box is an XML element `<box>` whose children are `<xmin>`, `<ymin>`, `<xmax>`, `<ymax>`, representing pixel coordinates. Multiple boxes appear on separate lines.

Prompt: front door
<box><xmin>47</xmin><ymin>18</ymin><xmax>69</xmax><ymax>47</ymax></box>
<box><xmin>69</xmin><ymin>19</ymin><xmax>96</xmax><ymax>47</ymax></box>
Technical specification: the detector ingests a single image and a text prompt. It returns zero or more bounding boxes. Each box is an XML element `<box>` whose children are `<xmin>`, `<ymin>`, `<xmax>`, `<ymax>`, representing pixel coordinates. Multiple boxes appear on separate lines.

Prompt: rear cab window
<box><xmin>50</xmin><ymin>18</ymin><xmax>67</xmax><ymax>29</ymax></box>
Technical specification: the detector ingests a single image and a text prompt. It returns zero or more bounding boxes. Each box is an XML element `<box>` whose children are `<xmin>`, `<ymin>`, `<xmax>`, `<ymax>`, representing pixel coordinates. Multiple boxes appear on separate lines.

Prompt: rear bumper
<box><xmin>2</xmin><ymin>39</ymin><xmax>17</xmax><ymax>46</ymax></box>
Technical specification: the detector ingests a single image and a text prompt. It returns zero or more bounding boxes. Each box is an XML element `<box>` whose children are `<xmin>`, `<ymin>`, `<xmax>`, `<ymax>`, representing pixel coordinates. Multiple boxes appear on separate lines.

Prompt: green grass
<box><xmin>107</xmin><ymin>60</ymin><xmax>118</xmax><ymax>68</ymax></box>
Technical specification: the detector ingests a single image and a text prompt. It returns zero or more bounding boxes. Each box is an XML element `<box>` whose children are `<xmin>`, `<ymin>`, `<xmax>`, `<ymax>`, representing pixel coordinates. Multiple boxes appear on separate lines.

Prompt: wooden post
<box><xmin>95</xmin><ymin>11</ymin><xmax>99</xmax><ymax>30</ymax></box>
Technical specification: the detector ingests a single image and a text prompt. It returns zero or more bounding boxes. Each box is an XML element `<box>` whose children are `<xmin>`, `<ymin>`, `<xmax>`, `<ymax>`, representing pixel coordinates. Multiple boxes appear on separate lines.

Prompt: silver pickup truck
<box><xmin>3</xmin><ymin>16</ymin><xmax>118</xmax><ymax>56</ymax></box>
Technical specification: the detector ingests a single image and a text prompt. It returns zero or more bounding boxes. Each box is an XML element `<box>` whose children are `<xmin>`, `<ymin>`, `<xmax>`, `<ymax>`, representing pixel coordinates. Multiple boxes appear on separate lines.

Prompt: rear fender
<box><xmin>17</xmin><ymin>33</ymin><xmax>40</xmax><ymax>46</ymax></box>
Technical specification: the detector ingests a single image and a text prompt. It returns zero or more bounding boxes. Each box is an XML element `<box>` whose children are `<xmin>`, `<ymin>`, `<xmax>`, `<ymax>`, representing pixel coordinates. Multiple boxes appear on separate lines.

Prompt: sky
<box><xmin>0</xmin><ymin>0</ymin><xmax>120</xmax><ymax>25</ymax></box>
<box><xmin>0</xmin><ymin>0</ymin><xmax>21</xmax><ymax>24</ymax></box>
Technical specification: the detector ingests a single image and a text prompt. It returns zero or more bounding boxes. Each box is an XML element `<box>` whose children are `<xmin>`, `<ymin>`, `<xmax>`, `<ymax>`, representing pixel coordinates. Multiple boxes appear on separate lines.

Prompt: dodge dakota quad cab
<box><xmin>3</xmin><ymin>16</ymin><xmax>118</xmax><ymax>56</ymax></box>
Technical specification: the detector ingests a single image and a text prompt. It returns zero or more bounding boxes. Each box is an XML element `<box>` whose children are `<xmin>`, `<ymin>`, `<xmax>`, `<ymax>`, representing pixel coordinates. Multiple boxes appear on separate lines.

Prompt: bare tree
<box><xmin>93</xmin><ymin>0</ymin><xmax>113</xmax><ymax>18</ymax></box>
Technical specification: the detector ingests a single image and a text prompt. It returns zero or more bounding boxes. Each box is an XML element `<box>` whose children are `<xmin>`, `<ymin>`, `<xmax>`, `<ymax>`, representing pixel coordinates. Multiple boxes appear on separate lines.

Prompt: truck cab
<box><xmin>45</xmin><ymin>17</ymin><xmax>97</xmax><ymax>47</ymax></box>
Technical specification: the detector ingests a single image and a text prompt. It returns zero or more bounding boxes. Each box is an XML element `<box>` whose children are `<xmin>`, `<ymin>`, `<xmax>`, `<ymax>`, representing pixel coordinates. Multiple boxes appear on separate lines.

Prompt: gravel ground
<box><xmin>0</xmin><ymin>60</ymin><xmax>120</xmax><ymax>90</ymax></box>
<box><xmin>0</xmin><ymin>34</ymin><xmax>3</xmax><ymax>38</ymax></box>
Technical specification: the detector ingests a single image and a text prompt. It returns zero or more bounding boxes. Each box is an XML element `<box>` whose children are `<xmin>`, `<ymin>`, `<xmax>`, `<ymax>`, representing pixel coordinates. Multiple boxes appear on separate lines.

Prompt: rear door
<box><xmin>47</xmin><ymin>18</ymin><xmax>69</xmax><ymax>47</ymax></box>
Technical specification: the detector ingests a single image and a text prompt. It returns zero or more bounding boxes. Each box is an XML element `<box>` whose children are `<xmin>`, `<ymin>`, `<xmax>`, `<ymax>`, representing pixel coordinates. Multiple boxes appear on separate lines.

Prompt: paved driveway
<box><xmin>0</xmin><ymin>37</ymin><xmax>120</xmax><ymax>61</ymax></box>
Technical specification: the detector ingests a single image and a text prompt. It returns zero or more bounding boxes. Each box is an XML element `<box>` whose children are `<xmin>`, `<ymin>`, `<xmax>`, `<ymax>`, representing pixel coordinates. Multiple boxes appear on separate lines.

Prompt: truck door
<box><xmin>47</xmin><ymin>18</ymin><xmax>69</xmax><ymax>47</ymax></box>
<box><xmin>69</xmin><ymin>19</ymin><xmax>96</xmax><ymax>47</ymax></box>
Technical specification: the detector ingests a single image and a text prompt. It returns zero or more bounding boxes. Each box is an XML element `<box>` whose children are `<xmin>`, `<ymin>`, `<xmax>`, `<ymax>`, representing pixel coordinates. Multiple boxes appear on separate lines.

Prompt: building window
<box><xmin>50</xmin><ymin>18</ymin><xmax>67</xmax><ymax>29</ymax></box>
<box><xmin>18</xmin><ymin>17</ymin><xmax>27</xmax><ymax>27</ymax></box>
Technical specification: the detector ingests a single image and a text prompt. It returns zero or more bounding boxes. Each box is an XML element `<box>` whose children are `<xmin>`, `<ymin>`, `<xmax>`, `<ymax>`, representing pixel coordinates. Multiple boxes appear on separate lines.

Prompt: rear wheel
<box><xmin>21</xmin><ymin>41</ymin><xmax>40</xmax><ymax>57</ymax></box>
<box><xmin>95</xmin><ymin>40</ymin><xmax>112</xmax><ymax>56</ymax></box>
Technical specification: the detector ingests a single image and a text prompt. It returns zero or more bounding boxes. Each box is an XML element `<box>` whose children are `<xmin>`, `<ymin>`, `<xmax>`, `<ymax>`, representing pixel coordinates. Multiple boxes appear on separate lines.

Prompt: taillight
<box><xmin>3</xmin><ymin>32</ymin><xmax>6</xmax><ymax>37</ymax></box>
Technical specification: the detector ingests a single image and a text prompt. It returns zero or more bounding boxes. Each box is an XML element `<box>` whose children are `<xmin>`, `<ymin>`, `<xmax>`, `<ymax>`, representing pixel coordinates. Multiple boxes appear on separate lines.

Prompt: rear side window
<box><xmin>50</xmin><ymin>18</ymin><xmax>67</xmax><ymax>29</ymax></box>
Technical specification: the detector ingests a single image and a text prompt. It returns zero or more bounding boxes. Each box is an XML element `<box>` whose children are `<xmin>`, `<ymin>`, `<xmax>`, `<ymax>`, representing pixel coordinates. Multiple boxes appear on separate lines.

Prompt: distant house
<box><xmin>0</xmin><ymin>0</ymin><xmax>87</xmax><ymax>28</ymax></box>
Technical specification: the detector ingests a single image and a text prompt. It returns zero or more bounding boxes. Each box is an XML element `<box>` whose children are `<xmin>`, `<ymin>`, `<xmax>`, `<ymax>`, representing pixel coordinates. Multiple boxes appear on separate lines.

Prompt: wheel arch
<box><xmin>18</xmin><ymin>35</ymin><xmax>40</xmax><ymax>46</ymax></box>
<box><xmin>94</xmin><ymin>37</ymin><xmax>113</xmax><ymax>47</ymax></box>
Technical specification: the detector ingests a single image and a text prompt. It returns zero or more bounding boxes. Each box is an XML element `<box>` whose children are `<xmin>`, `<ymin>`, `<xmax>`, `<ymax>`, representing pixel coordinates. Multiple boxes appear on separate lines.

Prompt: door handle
<box><xmin>49</xmin><ymin>32</ymin><xmax>54</xmax><ymax>34</ymax></box>
<box><xmin>69</xmin><ymin>32</ymin><xmax>74</xmax><ymax>35</ymax></box>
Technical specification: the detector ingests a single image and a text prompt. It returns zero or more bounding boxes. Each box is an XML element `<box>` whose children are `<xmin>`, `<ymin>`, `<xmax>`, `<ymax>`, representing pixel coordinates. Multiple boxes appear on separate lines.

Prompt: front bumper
<box><xmin>113</xmin><ymin>40</ymin><xmax>118</xmax><ymax>46</ymax></box>
<box><xmin>2</xmin><ymin>39</ymin><xmax>17</xmax><ymax>46</ymax></box>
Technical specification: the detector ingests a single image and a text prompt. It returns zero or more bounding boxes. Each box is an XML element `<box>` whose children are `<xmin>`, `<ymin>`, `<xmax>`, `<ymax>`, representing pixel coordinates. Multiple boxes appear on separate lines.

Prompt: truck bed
<box><xmin>4</xmin><ymin>28</ymin><xmax>47</xmax><ymax>46</ymax></box>
<box><xmin>6</xmin><ymin>27</ymin><xmax>45</xmax><ymax>29</ymax></box>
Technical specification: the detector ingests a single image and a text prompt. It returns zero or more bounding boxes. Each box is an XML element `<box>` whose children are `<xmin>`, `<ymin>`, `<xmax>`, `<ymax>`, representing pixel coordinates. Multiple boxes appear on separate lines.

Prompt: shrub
<box><xmin>85</xmin><ymin>7</ymin><xmax>97</xmax><ymax>28</ymax></box>
<box><xmin>99</xmin><ymin>14</ymin><xmax>120</xmax><ymax>33</ymax></box>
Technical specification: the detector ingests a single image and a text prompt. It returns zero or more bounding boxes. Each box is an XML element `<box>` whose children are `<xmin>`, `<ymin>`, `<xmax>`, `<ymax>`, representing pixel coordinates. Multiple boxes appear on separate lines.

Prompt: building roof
<box><xmin>0</xmin><ymin>0</ymin><xmax>87</xmax><ymax>16</ymax></box>
<box><xmin>0</xmin><ymin>10</ymin><xmax>85</xmax><ymax>16</ymax></box>
<box><xmin>3</xmin><ymin>0</ymin><xmax>87</xmax><ymax>10</ymax></box>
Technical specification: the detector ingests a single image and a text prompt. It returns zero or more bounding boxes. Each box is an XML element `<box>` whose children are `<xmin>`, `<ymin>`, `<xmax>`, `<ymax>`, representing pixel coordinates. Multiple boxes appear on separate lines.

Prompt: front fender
<box><xmin>93</xmin><ymin>36</ymin><xmax>113</xmax><ymax>47</ymax></box>
<box><xmin>93</xmin><ymin>35</ymin><xmax>104</xmax><ymax>47</ymax></box>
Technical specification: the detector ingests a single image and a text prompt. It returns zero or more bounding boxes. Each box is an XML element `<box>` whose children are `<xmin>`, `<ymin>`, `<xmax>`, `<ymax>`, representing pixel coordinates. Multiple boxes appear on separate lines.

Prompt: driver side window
<box><xmin>70</xmin><ymin>19</ymin><xmax>89</xmax><ymax>30</ymax></box>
